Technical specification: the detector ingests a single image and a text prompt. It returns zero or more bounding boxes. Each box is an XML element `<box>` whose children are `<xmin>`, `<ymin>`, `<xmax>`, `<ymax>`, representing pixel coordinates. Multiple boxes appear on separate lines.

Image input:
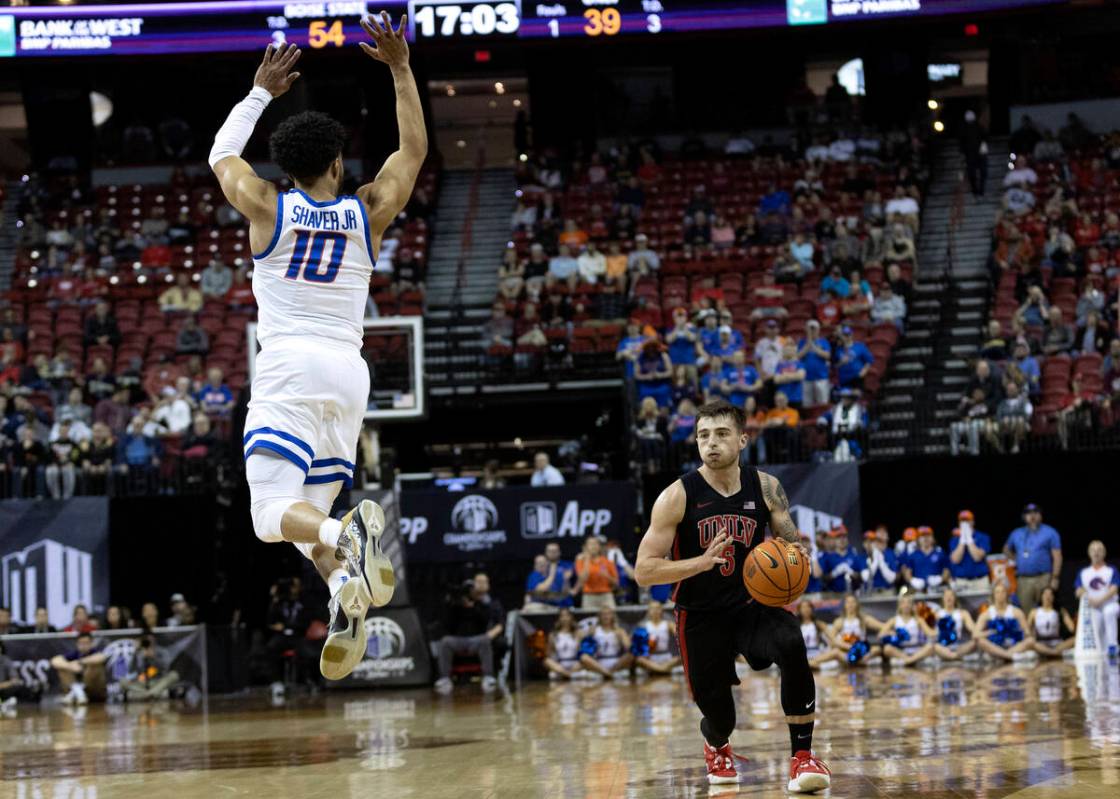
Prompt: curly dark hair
<box><xmin>268</xmin><ymin>111</ymin><xmax>347</xmax><ymax>183</ymax></box>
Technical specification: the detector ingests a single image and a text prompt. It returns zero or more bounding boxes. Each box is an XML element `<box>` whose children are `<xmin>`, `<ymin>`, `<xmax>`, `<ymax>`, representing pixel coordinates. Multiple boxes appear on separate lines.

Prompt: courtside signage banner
<box><xmin>0</xmin><ymin>498</ymin><xmax>110</xmax><ymax>630</ymax></box>
<box><xmin>764</xmin><ymin>462</ymin><xmax>861</xmax><ymax>548</ymax></box>
<box><xmin>399</xmin><ymin>482</ymin><xmax>637</xmax><ymax>562</ymax></box>
<box><xmin>328</xmin><ymin>606</ymin><xmax>432</xmax><ymax>688</ymax></box>
<box><xmin>0</xmin><ymin>626</ymin><xmax>206</xmax><ymax>693</ymax></box>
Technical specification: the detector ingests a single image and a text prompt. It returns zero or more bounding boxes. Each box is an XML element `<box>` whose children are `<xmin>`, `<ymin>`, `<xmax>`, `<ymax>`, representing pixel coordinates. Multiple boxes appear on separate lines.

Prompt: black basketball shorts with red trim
<box><xmin>675</xmin><ymin>600</ymin><xmax>805</xmax><ymax>696</ymax></box>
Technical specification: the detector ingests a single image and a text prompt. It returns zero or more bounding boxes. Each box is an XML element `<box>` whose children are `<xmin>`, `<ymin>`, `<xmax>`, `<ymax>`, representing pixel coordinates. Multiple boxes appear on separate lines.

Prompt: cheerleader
<box><xmin>976</xmin><ymin>581</ymin><xmax>1033</xmax><ymax>661</ymax></box>
<box><xmin>932</xmin><ymin>586</ymin><xmax>978</xmax><ymax>660</ymax></box>
<box><xmin>880</xmin><ymin>593</ymin><xmax>936</xmax><ymax>666</ymax></box>
<box><xmin>633</xmin><ymin>600</ymin><xmax>680</xmax><ymax>675</ymax></box>
<box><xmin>543</xmin><ymin>608</ymin><xmax>584</xmax><ymax>679</ymax></box>
<box><xmin>1029</xmin><ymin>586</ymin><xmax>1075</xmax><ymax>658</ymax></box>
<box><xmin>579</xmin><ymin>606</ymin><xmax>634</xmax><ymax>678</ymax></box>
<box><xmin>796</xmin><ymin>600</ymin><xmax>835</xmax><ymax>668</ymax></box>
<box><xmin>817</xmin><ymin>594</ymin><xmax>883</xmax><ymax>667</ymax></box>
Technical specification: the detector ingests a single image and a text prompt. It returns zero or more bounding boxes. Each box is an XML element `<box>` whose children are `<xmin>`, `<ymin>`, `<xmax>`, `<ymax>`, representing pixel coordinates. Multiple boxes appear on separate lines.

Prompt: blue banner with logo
<box><xmin>767</xmin><ymin>463</ymin><xmax>862</xmax><ymax>550</ymax></box>
<box><xmin>399</xmin><ymin>482</ymin><xmax>638</xmax><ymax>563</ymax></box>
<box><xmin>0</xmin><ymin>498</ymin><xmax>110</xmax><ymax>630</ymax></box>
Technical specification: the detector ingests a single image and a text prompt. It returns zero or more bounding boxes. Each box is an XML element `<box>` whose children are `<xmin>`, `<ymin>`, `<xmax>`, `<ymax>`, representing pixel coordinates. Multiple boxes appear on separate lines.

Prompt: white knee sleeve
<box><xmin>246</xmin><ymin>451</ymin><xmax>310</xmax><ymax>544</ymax></box>
<box><xmin>250</xmin><ymin>498</ymin><xmax>297</xmax><ymax>543</ymax></box>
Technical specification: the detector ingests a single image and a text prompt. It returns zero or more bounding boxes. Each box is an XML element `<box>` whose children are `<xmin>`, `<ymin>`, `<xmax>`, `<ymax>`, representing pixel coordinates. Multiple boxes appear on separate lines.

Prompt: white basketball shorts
<box><xmin>243</xmin><ymin>338</ymin><xmax>370</xmax><ymax>556</ymax></box>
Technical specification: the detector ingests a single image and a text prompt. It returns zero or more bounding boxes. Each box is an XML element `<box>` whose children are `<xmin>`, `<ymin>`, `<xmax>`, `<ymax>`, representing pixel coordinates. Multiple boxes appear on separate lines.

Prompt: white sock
<box><xmin>327</xmin><ymin>568</ymin><xmax>349</xmax><ymax>597</ymax></box>
<box><xmin>318</xmin><ymin>518</ymin><xmax>342</xmax><ymax>549</ymax></box>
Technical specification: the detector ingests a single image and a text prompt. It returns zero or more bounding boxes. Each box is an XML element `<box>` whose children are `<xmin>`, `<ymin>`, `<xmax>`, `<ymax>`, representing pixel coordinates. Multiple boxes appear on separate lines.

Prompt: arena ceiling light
<box><xmin>90</xmin><ymin>91</ymin><xmax>113</xmax><ymax>127</ymax></box>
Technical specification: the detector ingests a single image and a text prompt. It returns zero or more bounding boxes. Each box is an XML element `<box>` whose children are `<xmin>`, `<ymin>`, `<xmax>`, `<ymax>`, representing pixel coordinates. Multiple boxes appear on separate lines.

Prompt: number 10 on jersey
<box><xmin>285</xmin><ymin>230</ymin><xmax>347</xmax><ymax>283</ymax></box>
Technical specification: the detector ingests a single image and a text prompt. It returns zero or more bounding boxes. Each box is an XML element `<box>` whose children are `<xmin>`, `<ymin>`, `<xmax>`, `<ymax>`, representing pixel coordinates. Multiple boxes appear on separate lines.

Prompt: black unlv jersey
<box><xmin>672</xmin><ymin>466</ymin><xmax>771</xmax><ymax>612</ymax></box>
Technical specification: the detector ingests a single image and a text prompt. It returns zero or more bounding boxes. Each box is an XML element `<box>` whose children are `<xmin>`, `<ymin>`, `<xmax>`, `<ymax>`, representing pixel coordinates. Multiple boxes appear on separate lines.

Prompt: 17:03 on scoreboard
<box><xmin>408</xmin><ymin>1</ymin><xmax>521</xmax><ymax>38</ymax></box>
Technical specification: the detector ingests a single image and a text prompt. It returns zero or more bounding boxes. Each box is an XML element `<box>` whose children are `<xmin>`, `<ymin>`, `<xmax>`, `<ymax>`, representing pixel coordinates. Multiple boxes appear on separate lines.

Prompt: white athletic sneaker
<box><xmin>481</xmin><ymin>676</ymin><xmax>497</xmax><ymax>692</ymax></box>
<box><xmin>319</xmin><ymin>577</ymin><xmax>370</xmax><ymax>681</ymax></box>
<box><xmin>337</xmin><ymin>500</ymin><xmax>395</xmax><ymax>608</ymax></box>
<box><xmin>72</xmin><ymin>683</ymin><xmax>88</xmax><ymax>705</ymax></box>
<box><xmin>434</xmin><ymin>677</ymin><xmax>453</xmax><ymax>693</ymax></box>
<box><xmin>1</xmin><ymin>696</ymin><xmax>17</xmax><ymax>714</ymax></box>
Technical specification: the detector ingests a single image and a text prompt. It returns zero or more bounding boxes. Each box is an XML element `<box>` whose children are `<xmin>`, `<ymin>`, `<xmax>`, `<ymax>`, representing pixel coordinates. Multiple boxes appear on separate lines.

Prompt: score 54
<box><xmin>308</xmin><ymin>19</ymin><xmax>346</xmax><ymax>47</ymax></box>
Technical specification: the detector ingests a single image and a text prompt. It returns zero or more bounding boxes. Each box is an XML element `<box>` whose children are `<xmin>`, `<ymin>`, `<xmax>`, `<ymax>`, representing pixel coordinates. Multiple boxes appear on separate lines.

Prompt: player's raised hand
<box><xmin>253</xmin><ymin>42</ymin><xmax>301</xmax><ymax>97</ymax></box>
<box><xmin>699</xmin><ymin>532</ymin><xmax>731</xmax><ymax>571</ymax></box>
<box><xmin>360</xmin><ymin>12</ymin><xmax>410</xmax><ymax>68</ymax></box>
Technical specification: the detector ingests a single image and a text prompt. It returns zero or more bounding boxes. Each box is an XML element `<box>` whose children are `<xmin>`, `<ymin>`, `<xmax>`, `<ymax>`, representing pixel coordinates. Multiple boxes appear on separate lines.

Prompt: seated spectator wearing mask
<box><xmin>902</xmin><ymin>526</ymin><xmax>950</xmax><ymax>593</ymax></box>
<box><xmin>434</xmin><ymin>573</ymin><xmax>504</xmax><ymax>693</ymax></box>
<box><xmin>948</xmin><ymin>510</ymin><xmax>991</xmax><ymax>592</ymax></box>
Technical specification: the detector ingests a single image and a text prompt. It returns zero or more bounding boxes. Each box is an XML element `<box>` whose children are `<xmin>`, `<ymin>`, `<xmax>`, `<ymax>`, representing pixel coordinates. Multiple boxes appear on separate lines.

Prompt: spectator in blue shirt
<box><xmin>861</xmin><ymin>529</ymin><xmax>900</xmax><ymax>590</ymax></box>
<box><xmin>540</xmin><ymin>543</ymin><xmax>574</xmax><ymax>608</ymax></box>
<box><xmin>635</xmin><ymin>340</ymin><xmax>673</xmax><ymax>408</ymax></box>
<box><xmin>902</xmin><ymin>526</ymin><xmax>950</xmax><ymax>592</ymax></box>
<box><xmin>820</xmin><ymin>265</ymin><xmax>851</xmax><ymax>299</ymax></box>
<box><xmin>759</xmin><ymin>183</ymin><xmax>791</xmax><ymax>216</ymax></box>
<box><xmin>1011</xmin><ymin>339</ymin><xmax>1040</xmax><ymax>397</ymax></box>
<box><xmin>773</xmin><ymin>343</ymin><xmax>807</xmax><ymax>407</ymax></box>
<box><xmin>547</xmin><ymin>244</ymin><xmax>580</xmax><ymax>289</ymax></box>
<box><xmin>665</xmin><ymin>308</ymin><xmax>704</xmax><ymax>379</ymax></box>
<box><xmin>700</xmin><ymin>356</ymin><xmax>731</xmax><ymax>402</ymax></box>
<box><xmin>835</xmin><ymin>326</ymin><xmax>874</xmax><ymax>388</ymax></box>
<box><xmin>707</xmin><ymin>326</ymin><xmax>740</xmax><ymax>361</ymax></box>
<box><xmin>615</xmin><ymin>320</ymin><xmax>646</xmax><ymax>380</ymax></box>
<box><xmin>699</xmin><ymin>314</ymin><xmax>721</xmax><ymax>355</ymax></box>
<box><xmin>797</xmin><ymin>320</ymin><xmax>832</xmax><ymax>407</ymax></box>
<box><xmin>1003</xmin><ymin>503</ymin><xmax>1062</xmax><ymax>615</ymax></box>
<box><xmin>195</xmin><ymin>367</ymin><xmax>234</xmax><ymax>416</ymax></box>
<box><xmin>948</xmin><ymin>509</ymin><xmax>991</xmax><ymax>589</ymax></box>
<box><xmin>820</xmin><ymin>527</ymin><xmax>859</xmax><ymax>592</ymax></box>
<box><xmin>789</xmin><ymin>232</ymin><xmax>815</xmax><ymax>271</ymax></box>
<box><xmin>722</xmin><ymin>350</ymin><xmax>761</xmax><ymax>408</ymax></box>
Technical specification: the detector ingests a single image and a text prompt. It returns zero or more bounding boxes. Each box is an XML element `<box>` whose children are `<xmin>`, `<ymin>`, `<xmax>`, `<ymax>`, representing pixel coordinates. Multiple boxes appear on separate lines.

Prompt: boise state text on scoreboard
<box><xmin>0</xmin><ymin>0</ymin><xmax>1068</xmax><ymax>57</ymax></box>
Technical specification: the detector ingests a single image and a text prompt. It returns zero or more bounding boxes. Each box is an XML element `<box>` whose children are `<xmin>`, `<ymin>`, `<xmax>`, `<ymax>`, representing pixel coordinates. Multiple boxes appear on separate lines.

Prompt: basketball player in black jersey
<box><xmin>635</xmin><ymin>399</ymin><xmax>830</xmax><ymax>792</ymax></box>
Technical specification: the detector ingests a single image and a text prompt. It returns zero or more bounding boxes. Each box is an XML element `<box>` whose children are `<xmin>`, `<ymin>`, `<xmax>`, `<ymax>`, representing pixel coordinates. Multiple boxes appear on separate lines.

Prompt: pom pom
<box><xmin>630</xmin><ymin>627</ymin><xmax>651</xmax><ymax>657</ymax></box>
<box><xmin>579</xmin><ymin>636</ymin><xmax>598</xmax><ymax>657</ymax></box>
<box><xmin>847</xmin><ymin>640</ymin><xmax>870</xmax><ymax>663</ymax></box>
<box><xmin>880</xmin><ymin>626</ymin><xmax>911</xmax><ymax>648</ymax></box>
<box><xmin>937</xmin><ymin>615</ymin><xmax>958</xmax><ymax>646</ymax></box>
<box><xmin>985</xmin><ymin>616</ymin><xmax>1023</xmax><ymax>647</ymax></box>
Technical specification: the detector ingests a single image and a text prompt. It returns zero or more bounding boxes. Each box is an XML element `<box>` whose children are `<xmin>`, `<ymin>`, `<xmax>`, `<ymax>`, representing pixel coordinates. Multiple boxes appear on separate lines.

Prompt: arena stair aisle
<box><xmin>423</xmin><ymin>168</ymin><xmax>514</xmax><ymax>395</ymax></box>
<box><xmin>869</xmin><ymin>136</ymin><xmax>1009</xmax><ymax>458</ymax></box>
<box><xmin>0</xmin><ymin>178</ymin><xmax>25</xmax><ymax>290</ymax></box>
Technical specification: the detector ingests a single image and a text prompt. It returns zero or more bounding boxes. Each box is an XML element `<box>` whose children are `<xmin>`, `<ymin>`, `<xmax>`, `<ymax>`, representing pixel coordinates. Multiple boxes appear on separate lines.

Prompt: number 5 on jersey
<box><xmin>285</xmin><ymin>230</ymin><xmax>346</xmax><ymax>283</ymax></box>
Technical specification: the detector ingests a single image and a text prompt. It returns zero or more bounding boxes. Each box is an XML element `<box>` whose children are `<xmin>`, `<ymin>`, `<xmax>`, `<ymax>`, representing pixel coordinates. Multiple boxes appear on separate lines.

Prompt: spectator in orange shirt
<box><xmin>763</xmin><ymin>392</ymin><xmax>801</xmax><ymax>462</ymax></box>
<box><xmin>558</xmin><ymin>218</ymin><xmax>588</xmax><ymax>250</ymax></box>
<box><xmin>575</xmin><ymin>536</ymin><xmax>619</xmax><ymax>611</ymax></box>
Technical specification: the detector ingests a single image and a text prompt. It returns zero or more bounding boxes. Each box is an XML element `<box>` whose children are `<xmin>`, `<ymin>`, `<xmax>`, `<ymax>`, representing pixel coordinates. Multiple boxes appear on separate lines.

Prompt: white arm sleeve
<box><xmin>208</xmin><ymin>86</ymin><xmax>273</xmax><ymax>169</ymax></box>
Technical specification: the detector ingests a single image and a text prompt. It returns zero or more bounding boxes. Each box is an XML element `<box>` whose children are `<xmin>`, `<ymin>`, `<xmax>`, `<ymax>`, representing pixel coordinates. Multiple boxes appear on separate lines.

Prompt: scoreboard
<box><xmin>0</xmin><ymin>0</ymin><xmax>1067</xmax><ymax>57</ymax></box>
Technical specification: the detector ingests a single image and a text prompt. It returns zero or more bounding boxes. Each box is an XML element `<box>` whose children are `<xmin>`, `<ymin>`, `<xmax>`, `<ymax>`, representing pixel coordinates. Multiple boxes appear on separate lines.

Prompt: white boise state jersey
<box><xmin>252</xmin><ymin>188</ymin><xmax>375</xmax><ymax>349</ymax></box>
<box><xmin>1076</xmin><ymin>564</ymin><xmax>1120</xmax><ymax>604</ymax></box>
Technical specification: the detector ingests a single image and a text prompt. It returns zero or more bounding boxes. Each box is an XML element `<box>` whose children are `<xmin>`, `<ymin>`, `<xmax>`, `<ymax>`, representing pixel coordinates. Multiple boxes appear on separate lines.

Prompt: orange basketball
<box><xmin>743</xmin><ymin>539</ymin><xmax>810</xmax><ymax>607</ymax></box>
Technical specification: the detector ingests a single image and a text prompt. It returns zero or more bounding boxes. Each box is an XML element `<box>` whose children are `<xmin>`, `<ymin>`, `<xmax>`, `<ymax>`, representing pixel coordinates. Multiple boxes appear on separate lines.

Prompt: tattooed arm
<box><xmin>758</xmin><ymin>471</ymin><xmax>806</xmax><ymax>554</ymax></box>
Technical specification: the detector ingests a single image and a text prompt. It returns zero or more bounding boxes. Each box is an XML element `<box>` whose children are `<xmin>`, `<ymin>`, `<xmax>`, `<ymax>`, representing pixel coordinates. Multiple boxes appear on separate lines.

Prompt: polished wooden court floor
<box><xmin>2</xmin><ymin>660</ymin><xmax>1119</xmax><ymax>798</ymax></box>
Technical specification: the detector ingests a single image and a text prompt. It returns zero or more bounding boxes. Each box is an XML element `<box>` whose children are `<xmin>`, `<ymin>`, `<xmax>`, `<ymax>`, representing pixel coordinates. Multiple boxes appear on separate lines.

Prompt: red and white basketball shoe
<box><xmin>788</xmin><ymin>750</ymin><xmax>831</xmax><ymax>793</ymax></box>
<box><xmin>704</xmin><ymin>741</ymin><xmax>739</xmax><ymax>785</ymax></box>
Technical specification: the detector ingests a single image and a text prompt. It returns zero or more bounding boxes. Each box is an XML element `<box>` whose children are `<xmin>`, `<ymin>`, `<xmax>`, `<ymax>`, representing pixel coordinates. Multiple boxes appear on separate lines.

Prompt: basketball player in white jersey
<box><xmin>208</xmin><ymin>14</ymin><xmax>426</xmax><ymax>680</ymax></box>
